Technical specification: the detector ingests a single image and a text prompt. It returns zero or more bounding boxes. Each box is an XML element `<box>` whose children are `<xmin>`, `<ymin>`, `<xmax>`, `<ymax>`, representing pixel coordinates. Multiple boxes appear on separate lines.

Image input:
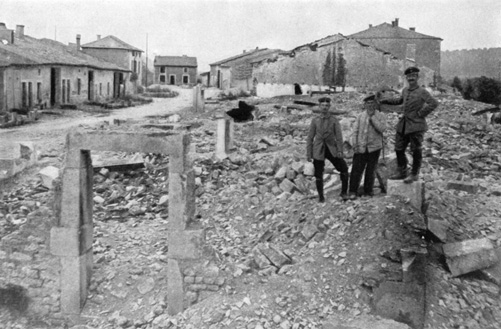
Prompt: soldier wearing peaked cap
<box><xmin>307</xmin><ymin>97</ymin><xmax>350</xmax><ymax>202</ymax></box>
<box><xmin>379</xmin><ymin>66</ymin><xmax>439</xmax><ymax>183</ymax></box>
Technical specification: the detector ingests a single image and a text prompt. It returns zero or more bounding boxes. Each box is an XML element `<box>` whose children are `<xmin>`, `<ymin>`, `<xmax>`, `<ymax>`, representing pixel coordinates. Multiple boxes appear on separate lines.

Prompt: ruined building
<box><xmin>348</xmin><ymin>18</ymin><xmax>442</xmax><ymax>76</ymax></box>
<box><xmin>251</xmin><ymin>34</ymin><xmax>435</xmax><ymax>96</ymax></box>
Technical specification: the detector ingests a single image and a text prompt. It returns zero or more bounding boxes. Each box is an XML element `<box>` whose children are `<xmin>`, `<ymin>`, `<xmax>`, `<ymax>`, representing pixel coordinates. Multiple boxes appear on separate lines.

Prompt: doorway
<box><xmin>88</xmin><ymin>71</ymin><xmax>94</xmax><ymax>101</ymax></box>
<box><xmin>50</xmin><ymin>67</ymin><xmax>61</xmax><ymax>107</ymax></box>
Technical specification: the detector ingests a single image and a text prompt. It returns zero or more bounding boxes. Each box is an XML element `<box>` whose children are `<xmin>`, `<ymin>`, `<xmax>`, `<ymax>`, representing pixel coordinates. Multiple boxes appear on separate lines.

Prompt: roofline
<box><xmin>209</xmin><ymin>48</ymin><xmax>278</xmax><ymax>66</ymax></box>
<box><xmin>0</xmin><ymin>62</ymin><xmax>131</xmax><ymax>72</ymax></box>
<box><xmin>352</xmin><ymin>36</ymin><xmax>443</xmax><ymax>41</ymax></box>
<box><xmin>153</xmin><ymin>64</ymin><xmax>197</xmax><ymax>67</ymax></box>
<box><xmin>81</xmin><ymin>46</ymin><xmax>144</xmax><ymax>52</ymax></box>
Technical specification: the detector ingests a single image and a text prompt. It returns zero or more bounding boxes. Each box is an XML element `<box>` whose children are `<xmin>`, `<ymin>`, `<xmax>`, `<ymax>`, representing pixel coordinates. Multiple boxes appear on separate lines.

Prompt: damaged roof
<box><xmin>81</xmin><ymin>35</ymin><xmax>143</xmax><ymax>52</ymax></box>
<box><xmin>154</xmin><ymin>55</ymin><xmax>197</xmax><ymax>67</ymax></box>
<box><xmin>348</xmin><ymin>22</ymin><xmax>442</xmax><ymax>40</ymax></box>
<box><xmin>0</xmin><ymin>35</ymin><xmax>130</xmax><ymax>71</ymax></box>
<box><xmin>210</xmin><ymin>48</ymin><xmax>281</xmax><ymax>66</ymax></box>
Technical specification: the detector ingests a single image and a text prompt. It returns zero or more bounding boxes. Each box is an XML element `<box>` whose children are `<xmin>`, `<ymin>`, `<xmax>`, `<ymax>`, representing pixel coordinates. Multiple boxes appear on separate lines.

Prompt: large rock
<box><xmin>446</xmin><ymin>181</ymin><xmax>479</xmax><ymax>194</ymax></box>
<box><xmin>303</xmin><ymin>162</ymin><xmax>315</xmax><ymax>176</ymax></box>
<box><xmin>38</xmin><ymin>166</ymin><xmax>60</xmax><ymax>189</ymax></box>
<box><xmin>387</xmin><ymin>180</ymin><xmax>424</xmax><ymax>213</ymax></box>
<box><xmin>443</xmin><ymin>238</ymin><xmax>499</xmax><ymax>277</ymax></box>
<box><xmin>279</xmin><ymin>178</ymin><xmax>297</xmax><ymax>194</ymax></box>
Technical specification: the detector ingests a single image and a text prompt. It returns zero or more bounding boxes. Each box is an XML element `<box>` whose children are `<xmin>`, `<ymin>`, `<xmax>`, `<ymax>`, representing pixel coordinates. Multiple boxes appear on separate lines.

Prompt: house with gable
<box><xmin>0</xmin><ymin>23</ymin><xmax>131</xmax><ymax>114</ymax></box>
<box><xmin>153</xmin><ymin>55</ymin><xmax>197</xmax><ymax>86</ymax></box>
<box><xmin>208</xmin><ymin>47</ymin><xmax>282</xmax><ymax>91</ymax></box>
<box><xmin>81</xmin><ymin>35</ymin><xmax>143</xmax><ymax>92</ymax></box>
<box><xmin>347</xmin><ymin>18</ymin><xmax>442</xmax><ymax>76</ymax></box>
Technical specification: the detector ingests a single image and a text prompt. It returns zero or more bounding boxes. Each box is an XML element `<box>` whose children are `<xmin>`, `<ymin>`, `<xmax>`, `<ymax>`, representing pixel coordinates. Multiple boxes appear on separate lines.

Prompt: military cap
<box><xmin>404</xmin><ymin>67</ymin><xmax>420</xmax><ymax>75</ymax></box>
<box><xmin>318</xmin><ymin>97</ymin><xmax>331</xmax><ymax>103</ymax></box>
<box><xmin>363</xmin><ymin>94</ymin><xmax>377</xmax><ymax>102</ymax></box>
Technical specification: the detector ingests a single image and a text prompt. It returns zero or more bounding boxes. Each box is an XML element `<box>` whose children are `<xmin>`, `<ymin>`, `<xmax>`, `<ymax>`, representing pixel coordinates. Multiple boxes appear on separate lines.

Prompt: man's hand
<box><xmin>307</xmin><ymin>157</ymin><xmax>313</xmax><ymax>162</ymax></box>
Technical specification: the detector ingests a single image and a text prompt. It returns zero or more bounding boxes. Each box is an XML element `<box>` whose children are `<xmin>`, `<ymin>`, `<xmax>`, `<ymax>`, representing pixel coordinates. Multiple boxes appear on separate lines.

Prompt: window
<box><xmin>77</xmin><ymin>78</ymin><xmax>81</xmax><ymax>95</ymax></box>
<box><xmin>99</xmin><ymin>83</ymin><xmax>102</xmax><ymax>95</ymax></box>
<box><xmin>183</xmin><ymin>75</ymin><xmax>189</xmax><ymax>84</ymax></box>
<box><xmin>184</xmin><ymin>68</ymin><xmax>187</xmax><ymax>73</ymax></box>
<box><xmin>160</xmin><ymin>75</ymin><xmax>165</xmax><ymax>83</ymax></box>
<box><xmin>160</xmin><ymin>67</ymin><xmax>165</xmax><ymax>73</ymax></box>
<box><xmin>131</xmin><ymin>60</ymin><xmax>135</xmax><ymax>72</ymax></box>
<box><xmin>67</xmin><ymin>80</ymin><xmax>70</xmax><ymax>103</ymax></box>
<box><xmin>107</xmin><ymin>82</ymin><xmax>110</xmax><ymax>96</ymax></box>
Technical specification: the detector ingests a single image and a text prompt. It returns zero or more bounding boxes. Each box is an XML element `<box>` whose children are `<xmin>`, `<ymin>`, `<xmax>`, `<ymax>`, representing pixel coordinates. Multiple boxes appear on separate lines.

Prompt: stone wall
<box><xmin>0</xmin><ymin>202</ymin><xmax>61</xmax><ymax>316</ymax></box>
<box><xmin>252</xmin><ymin>38</ymin><xmax>435</xmax><ymax>92</ymax></box>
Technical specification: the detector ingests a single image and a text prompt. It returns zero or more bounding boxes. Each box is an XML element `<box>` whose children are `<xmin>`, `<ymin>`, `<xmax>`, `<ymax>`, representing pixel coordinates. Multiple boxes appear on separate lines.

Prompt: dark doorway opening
<box><xmin>50</xmin><ymin>67</ymin><xmax>61</xmax><ymax>107</ymax></box>
<box><xmin>88</xmin><ymin>71</ymin><xmax>94</xmax><ymax>101</ymax></box>
<box><xmin>170</xmin><ymin>75</ymin><xmax>176</xmax><ymax>85</ymax></box>
<box><xmin>294</xmin><ymin>83</ymin><xmax>302</xmax><ymax>95</ymax></box>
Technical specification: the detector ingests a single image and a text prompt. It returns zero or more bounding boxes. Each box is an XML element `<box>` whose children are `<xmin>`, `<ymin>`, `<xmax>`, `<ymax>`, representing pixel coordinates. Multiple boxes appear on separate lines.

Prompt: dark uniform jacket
<box><xmin>307</xmin><ymin>114</ymin><xmax>344</xmax><ymax>160</ymax></box>
<box><xmin>384</xmin><ymin>86</ymin><xmax>439</xmax><ymax>134</ymax></box>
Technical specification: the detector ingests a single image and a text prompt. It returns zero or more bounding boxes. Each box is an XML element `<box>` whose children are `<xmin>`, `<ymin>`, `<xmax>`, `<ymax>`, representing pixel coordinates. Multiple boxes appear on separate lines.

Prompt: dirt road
<box><xmin>0</xmin><ymin>86</ymin><xmax>192</xmax><ymax>156</ymax></box>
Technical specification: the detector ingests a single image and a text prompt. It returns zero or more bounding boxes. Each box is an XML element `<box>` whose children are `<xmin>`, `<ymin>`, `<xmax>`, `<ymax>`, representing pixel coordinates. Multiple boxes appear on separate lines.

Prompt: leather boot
<box><xmin>389</xmin><ymin>166</ymin><xmax>409</xmax><ymax>180</ymax></box>
<box><xmin>404</xmin><ymin>151</ymin><xmax>422</xmax><ymax>183</ymax></box>
<box><xmin>316</xmin><ymin>178</ymin><xmax>325</xmax><ymax>203</ymax></box>
<box><xmin>340</xmin><ymin>172</ymin><xmax>349</xmax><ymax>201</ymax></box>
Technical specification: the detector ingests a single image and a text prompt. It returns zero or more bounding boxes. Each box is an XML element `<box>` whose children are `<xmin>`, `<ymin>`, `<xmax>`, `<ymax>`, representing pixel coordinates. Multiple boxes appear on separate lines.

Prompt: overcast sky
<box><xmin>2</xmin><ymin>0</ymin><xmax>500</xmax><ymax>72</ymax></box>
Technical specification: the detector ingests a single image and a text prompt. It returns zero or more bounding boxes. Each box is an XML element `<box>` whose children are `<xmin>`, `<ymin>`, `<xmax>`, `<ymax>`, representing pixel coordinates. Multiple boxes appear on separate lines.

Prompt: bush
<box><xmin>451</xmin><ymin>76</ymin><xmax>463</xmax><ymax>93</ymax></box>
<box><xmin>461</xmin><ymin>76</ymin><xmax>501</xmax><ymax>105</ymax></box>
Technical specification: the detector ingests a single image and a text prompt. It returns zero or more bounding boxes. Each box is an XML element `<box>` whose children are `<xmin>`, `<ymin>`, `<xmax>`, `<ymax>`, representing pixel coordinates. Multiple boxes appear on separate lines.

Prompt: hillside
<box><xmin>441</xmin><ymin>48</ymin><xmax>501</xmax><ymax>80</ymax></box>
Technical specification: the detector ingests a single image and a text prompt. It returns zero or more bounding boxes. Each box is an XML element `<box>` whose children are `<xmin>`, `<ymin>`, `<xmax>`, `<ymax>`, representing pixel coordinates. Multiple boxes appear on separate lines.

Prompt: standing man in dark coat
<box><xmin>307</xmin><ymin>97</ymin><xmax>350</xmax><ymax>202</ymax></box>
<box><xmin>380</xmin><ymin>67</ymin><xmax>439</xmax><ymax>183</ymax></box>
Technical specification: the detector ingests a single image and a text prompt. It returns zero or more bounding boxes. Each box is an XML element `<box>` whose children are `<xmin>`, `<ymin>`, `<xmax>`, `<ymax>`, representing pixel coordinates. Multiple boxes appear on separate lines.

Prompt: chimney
<box><xmin>395</xmin><ymin>18</ymin><xmax>399</xmax><ymax>27</ymax></box>
<box><xmin>97</xmin><ymin>34</ymin><xmax>101</xmax><ymax>40</ymax></box>
<box><xmin>369</xmin><ymin>24</ymin><xmax>372</xmax><ymax>28</ymax></box>
<box><xmin>76</xmin><ymin>34</ymin><xmax>81</xmax><ymax>51</ymax></box>
<box><xmin>15</xmin><ymin>25</ymin><xmax>24</xmax><ymax>38</ymax></box>
<box><xmin>243</xmin><ymin>50</ymin><xmax>246</xmax><ymax>53</ymax></box>
<box><xmin>391</xmin><ymin>21</ymin><xmax>395</xmax><ymax>27</ymax></box>
<box><xmin>0</xmin><ymin>23</ymin><xmax>14</xmax><ymax>44</ymax></box>
<box><xmin>410</xmin><ymin>27</ymin><xmax>416</xmax><ymax>31</ymax></box>
<box><xmin>0</xmin><ymin>23</ymin><xmax>6</xmax><ymax>30</ymax></box>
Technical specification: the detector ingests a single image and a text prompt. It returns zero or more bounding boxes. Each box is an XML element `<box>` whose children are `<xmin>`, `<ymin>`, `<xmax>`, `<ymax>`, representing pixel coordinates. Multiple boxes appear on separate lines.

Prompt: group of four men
<box><xmin>306</xmin><ymin>66</ymin><xmax>439</xmax><ymax>202</ymax></box>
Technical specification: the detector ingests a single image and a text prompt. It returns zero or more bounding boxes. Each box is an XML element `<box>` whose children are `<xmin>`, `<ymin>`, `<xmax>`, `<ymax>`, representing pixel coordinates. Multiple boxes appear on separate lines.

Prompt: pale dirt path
<box><xmin>0</xmin><ymin>86</ymin><xmax>193</xmax><ymax>156</ymax></box>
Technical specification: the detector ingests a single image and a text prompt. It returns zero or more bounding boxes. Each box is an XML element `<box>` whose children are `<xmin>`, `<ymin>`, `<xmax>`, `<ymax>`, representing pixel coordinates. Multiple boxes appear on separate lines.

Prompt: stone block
<box><xmin>259</xmin><ymin>244</ymin><xmax>292</xmax><ymax>268</ymax></box>
<box><xmin>427</xmin><ymin>218</ymin><xmax>448</xmax><ymax>242</ymax></box>
<box><xmin>169</xmin><ymin>135</ymin><xmax>191</xmax><ymax>174</ymax></box>
<box><xmin>481</xmin><ymin>248</ymin><xmax>501</xmax><ymax>285</ymax></box>
<box><xmin>303</xmin><ymin>162</ymin><xmax>315</xmax><ymax>176</ymax></box>
<box><xmin>60</xmin><ymin>254</ymin><xmax>89</xmax><ymax>314</ymax></box>
<box><xmin>401</xmin><ymin>247</ymin><xmax>427</xmax><ymax>285</ymax></box>
<box><xmin>168</xmin><ymin>170</ymin><xmax>195</xmax><ymax>230</ymax></box>
<box><xmin>168</xmin><ymin>230</ymin><xmax>205</xmax><ymax>259</ymax></box>
<box><xmin>60</xmin><ymin>168</ymin><xmax>86</xmax><ymax>228</ymax></box>
<box><xmin>252</xmin><ymin>246</ymin><xmax>271</xmax><ymax>269</ymax></box>
<box><xmin>216</xmin><ymin>118</ymin><xmax>229</xmax><ymax>159</ymax></box>
<box><xmin>279</xmin><ymin>178</ymin><xmax>296</xmax><ymax>193</ymax></box>
<box><xmin>274</xmin><ymin>166</ymin><xmax>288</xmax><ymax>180</ymax></box>
<box><xmin>446</xmin><ymin>181</ymin><xmax>478</xmax><ymax>194</ymax></box>
<box><xmin>167</xmin><ymin>259</ymin><xmax>184</xmax><ymax>316</ymax></box>
<box><xmin>443</xmin><ymin>238</ymin><xmax>499</xmax><ymax>277</ymax></box>
<box><xmin>387</xmin><ymin>180</ymin><xmax>424</xmax><ymax>213</ymax></box>
<box><xmin>50</xmin><ymin>227</ymin><xmax>80</xmax><ymax>257</ymax></box>
<box><xmin>373</xmin><ymin>281</ymin><xmax>425</xmax><ymax>329</ymax></box>
<box><xmin>38</xmin><ymin>166</ymin><xmax>59</xmax><ymax>189</ymax></box>
<box><xmin>67</xmin><ymin>130</ymin><xmax>186</xmax><ymax>157</ymax></box>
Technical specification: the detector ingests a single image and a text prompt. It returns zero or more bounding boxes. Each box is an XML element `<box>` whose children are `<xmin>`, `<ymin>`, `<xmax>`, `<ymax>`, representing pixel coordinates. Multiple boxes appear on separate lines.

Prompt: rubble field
<box><xmin>1</xmin><ymin>91</ymin><xmax>501</xmax><ymax>329</ymax></box>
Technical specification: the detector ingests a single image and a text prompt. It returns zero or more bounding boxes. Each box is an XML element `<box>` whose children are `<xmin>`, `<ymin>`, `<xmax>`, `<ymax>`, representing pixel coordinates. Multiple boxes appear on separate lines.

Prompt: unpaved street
<box><xmin>0</xmin><ymin>86</ymin><xmax>192</xmax><ymax>157</ymax></box>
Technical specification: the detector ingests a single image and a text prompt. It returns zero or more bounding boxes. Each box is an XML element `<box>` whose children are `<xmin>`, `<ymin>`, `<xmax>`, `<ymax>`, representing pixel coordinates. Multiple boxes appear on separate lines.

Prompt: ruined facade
<box><xmin>0</xmin><ymin>24</ymin><xmax>130</xmax><ymax>113</ymax></box>
<box><xmin>154</xmin><ymin>55</ymin><xmax>198</xmax><ymax>86</ymax></box>
<box><xmin>209</xmin><ymin>48</ymin><xmax>282</xmax><ymax>91</ymax></box>
<box><xmin>252</xmin><ymin>34</ymin><xmax>435</xmax><ymax>96</ymax></box>
<box><xmin>348</xmin><ymin>19</ymin><xmax>442</xmax><ymax>76</ymax></box>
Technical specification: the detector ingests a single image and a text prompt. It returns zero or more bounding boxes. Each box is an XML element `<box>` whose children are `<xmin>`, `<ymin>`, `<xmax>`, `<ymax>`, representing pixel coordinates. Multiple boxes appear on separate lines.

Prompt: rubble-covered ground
<box><xmin>1</xmin><ymin>90</ymin><xmax>501</xmax><ymax>329</ymax></box>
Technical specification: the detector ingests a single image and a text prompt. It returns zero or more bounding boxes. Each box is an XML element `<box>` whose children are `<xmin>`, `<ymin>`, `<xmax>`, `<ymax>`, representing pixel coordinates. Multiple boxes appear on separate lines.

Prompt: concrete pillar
<box><xmin>216</xmin><ymin>115</ymin><xmax>234</xmax><ymax>159</ymax></box>
<box><xmin>192</xmin><ymin>86</ymin><xmax>205</xmax><ymax>112</ymax></box>
<box><xmin>51</xmin><ymin>148</ymin><xmax>93</xmax><ymax>314</ymax></box>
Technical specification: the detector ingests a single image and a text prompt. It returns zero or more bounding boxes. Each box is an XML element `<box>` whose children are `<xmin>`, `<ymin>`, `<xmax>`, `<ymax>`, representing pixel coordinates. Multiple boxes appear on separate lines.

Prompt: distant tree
<box><xmin>460</xmin><ymin>76</ymin><xmax>501</xmax><ymax>105</ymax></box>
<box><xmin>335</xmin><ymin>53</ymin><xmax>346</xmax><ymax>91</ymax></box>
<box><xmin>451</xmin><ymin>76</ymin><xmax>463</xmax><ymax>93</ymax></box>
<box><xmin>323</xmin><ymin>51</ymin><xmax>332</xmax><ymax>86</ymax></box>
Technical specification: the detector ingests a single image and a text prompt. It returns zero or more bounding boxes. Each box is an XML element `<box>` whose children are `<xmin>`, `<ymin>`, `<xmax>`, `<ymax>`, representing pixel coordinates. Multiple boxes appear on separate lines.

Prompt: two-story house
<box><xmin>81</xmin><ymin>35</ymin><xmax>143</xmax><ymax>92</ymax></box>
<box><xmin>348</xmin><ymin>18</ymin><xmax>443</xmax><ymax>76</ymax></box>
<box><xmin>153</xmin><ymin>55</ymin><xmax>197</xmax><ymax>86</ymax></box>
